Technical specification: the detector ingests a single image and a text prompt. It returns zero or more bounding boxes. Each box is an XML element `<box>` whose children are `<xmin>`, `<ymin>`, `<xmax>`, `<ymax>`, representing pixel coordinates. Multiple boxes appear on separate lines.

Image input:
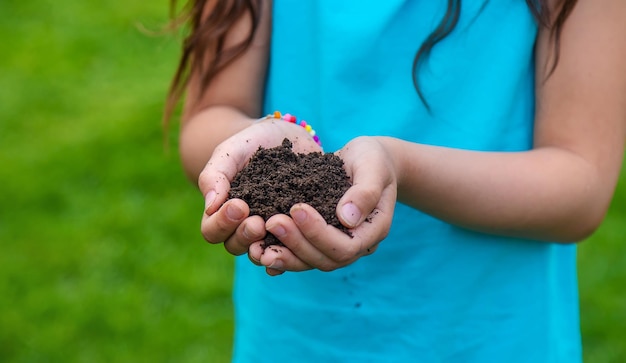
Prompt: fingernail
<box><xmin>269</xmin><ymin>259</ymin><xmax>283</xmax><ymax>270</ymax></box>
<box><xmin>243</xmin><ymin>224</ymin><xmax>262</xmax><ymax>241</ymax></box>
<box><xmin>204</xmin><ymin>190</ymin><xmax>216</xmax><ymax>215</ymax></box>
<box><xmin>242</xmin><ymin>224</ymin><xmax>252</xmax><ymax>240</ymax></box>
<box><xmin>291</xmin><ymin>208</ymin><xmax>307</xmax><ymax>224</ymax></box>
<box><xmin>226</xmin><ymin>204</ymin><xmax>244</xmax><ymax>221</ymax></box>
<box><xmin>341</xmin><ymin>202</ymin><xmax>361</xmax><ymax>227</ymax></box>
<box><xmin>268</xmin><ymin>223</ymin><xmax>286</xmax><ymax>238</ymax></box>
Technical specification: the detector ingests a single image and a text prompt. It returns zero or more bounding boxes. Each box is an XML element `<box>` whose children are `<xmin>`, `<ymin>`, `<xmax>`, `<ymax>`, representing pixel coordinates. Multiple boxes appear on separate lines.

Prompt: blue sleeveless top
<box><xmin>233</xmin><ymin>1</ymin><xmax>582</xmax><ymax>362</ymax></box>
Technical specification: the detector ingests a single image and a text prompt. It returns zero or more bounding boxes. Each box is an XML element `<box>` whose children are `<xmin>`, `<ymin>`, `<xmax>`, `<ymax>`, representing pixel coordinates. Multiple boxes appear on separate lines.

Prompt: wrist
<box><xmin>374</xmin><ymin>136</ymin><xmax>406</xmax><ymax>193</ymax></box>
<box><xmin>258</xmin><ymin>111</ymin><xmax>322</xmax><ymax>148</ymax></box>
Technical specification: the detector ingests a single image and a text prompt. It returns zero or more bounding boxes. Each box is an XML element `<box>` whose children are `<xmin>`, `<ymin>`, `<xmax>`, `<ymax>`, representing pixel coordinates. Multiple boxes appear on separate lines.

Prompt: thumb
<box><xmin>335</xmin><ymin>137</ymin><xmax>396</xmax><ymax>229</ymax></box>
<box><xmin>198</xmin><ymin>162</ymin><xmax>233</xmax><ymax>216</ymax></box>
<box><xmin>198</xmin><ymin>143</ymin><xmax>253</xmax><ymax>215</ymax></box>
<box><xmin>336</xmin><ymin>175</ymin><xmax>384</xmax><ymax>229</ymax></box>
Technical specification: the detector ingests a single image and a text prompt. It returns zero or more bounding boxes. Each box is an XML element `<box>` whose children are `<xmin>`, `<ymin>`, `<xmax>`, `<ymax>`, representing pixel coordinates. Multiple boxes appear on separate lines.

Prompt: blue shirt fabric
<box><xmin>233</xmin><ymin>1</ymin><xmax>582</xmax><ymax>362</ymax></box>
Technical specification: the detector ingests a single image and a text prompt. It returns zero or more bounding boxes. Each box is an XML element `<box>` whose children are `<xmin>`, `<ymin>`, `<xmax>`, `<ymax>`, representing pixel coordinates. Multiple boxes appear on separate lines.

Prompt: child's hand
<box><xmin>248</xmin><ymin>136</ymin><xmax>398</xmax><ymax>275</ymax></box>
<box><xmin>198</xmin><ymin>118</ymin><xmax>321</xmax><ymax>257</ymax></box>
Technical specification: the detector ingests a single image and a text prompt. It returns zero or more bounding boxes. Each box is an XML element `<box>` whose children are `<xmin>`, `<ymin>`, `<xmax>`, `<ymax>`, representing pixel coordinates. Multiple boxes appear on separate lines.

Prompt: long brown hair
<box><xmin>164</xmin><ymin>0</ymin><xmax>260</xmax><ymax>123</ymax></box>
<box><xmin>165</xmin><ymin>0</ymin><xmax>578</xmax><ymax>121</ymax></box>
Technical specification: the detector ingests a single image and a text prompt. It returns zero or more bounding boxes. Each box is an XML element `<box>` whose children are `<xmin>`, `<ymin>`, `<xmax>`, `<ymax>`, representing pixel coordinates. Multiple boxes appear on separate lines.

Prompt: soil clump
<box><xmin>229</xmin><ymin>138</ymin><xmax>352</xmax><ymax>248</ymax></box>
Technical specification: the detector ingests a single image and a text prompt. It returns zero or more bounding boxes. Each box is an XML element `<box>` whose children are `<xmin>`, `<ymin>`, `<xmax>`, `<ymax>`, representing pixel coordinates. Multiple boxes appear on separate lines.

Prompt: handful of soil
<box><xmin>229</xmin><ymin>138</ymin><xmax>352</xmax><ymax>247</ymax></box>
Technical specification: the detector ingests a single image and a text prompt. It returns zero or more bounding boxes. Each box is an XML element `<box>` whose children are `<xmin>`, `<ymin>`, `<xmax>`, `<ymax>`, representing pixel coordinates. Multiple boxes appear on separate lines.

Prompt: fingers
<box><xmin>249</xmin><ymin>240</ymin><xmax>313</xmax><ymax>273</ymax></box>
<box><xmin>244</xmin><ymin>199</ymin><xmax>393</xmax><ymax>275</ymax></box>
<box><xmin>201</xmin><ymin>199</ymin><xmax>248</xmax><ymax>244</ymax></box>
<box><xmin>225</xmin><ymin>214</ymin><xmax>266</xmax><ymax>255</ymax></box>
<box><xmin>290</xmin><ymin>204</ymin><xmax>365</xmax><ymax>269</ymax></box>
<box><xmin>245</xmin><ymin>171</ymin><xmax>395</xmax><ymax>275</ymax></box>
<box><xmin>201</xmin><ymin>199</ymin><xmax>267</xmax><ymax>256</ymax></box>
<box><xmin>258</xmin><ymin>205</ymin><xmax>367</xmax><ymax>272</ymax></box>
<box><xmin>198</xmin><ymin>143</ymin><xmax>250</xmax><ymax>216</ymax></box>
<box><xmin>265</xmin><ymin>213</ymin><xmax>330</xmax><ymax>270</ymax></box>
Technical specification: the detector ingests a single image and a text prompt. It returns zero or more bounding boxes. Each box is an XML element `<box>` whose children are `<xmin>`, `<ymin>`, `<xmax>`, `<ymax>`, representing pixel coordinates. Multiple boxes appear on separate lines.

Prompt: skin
<box><xmin>180</xmin><ymin>0</ymin><xmax>626</xmax><ymax>276</ymax></box>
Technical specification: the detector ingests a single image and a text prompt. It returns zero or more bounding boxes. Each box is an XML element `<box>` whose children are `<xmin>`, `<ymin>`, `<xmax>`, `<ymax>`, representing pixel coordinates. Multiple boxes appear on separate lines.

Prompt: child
<box><xmin>167</xmin><ymin>1</ymin><xmax>626</xmax><ymax>361</ymax></box>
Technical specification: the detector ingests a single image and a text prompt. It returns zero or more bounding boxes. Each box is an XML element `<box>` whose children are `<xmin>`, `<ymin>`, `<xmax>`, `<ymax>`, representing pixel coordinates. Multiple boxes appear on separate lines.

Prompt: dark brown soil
<box><xmin>229</xmin><ymin>138</ymin><xmax>352</xmax><ymax>248</ymax></box>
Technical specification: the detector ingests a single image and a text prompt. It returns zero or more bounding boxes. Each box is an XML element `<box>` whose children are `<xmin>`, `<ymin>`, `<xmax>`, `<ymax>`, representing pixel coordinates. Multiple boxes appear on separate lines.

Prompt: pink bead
<box><xmin>300</xmin><ymin>121</ymin><xmax>307</xmax><ymax>128</ymax></box>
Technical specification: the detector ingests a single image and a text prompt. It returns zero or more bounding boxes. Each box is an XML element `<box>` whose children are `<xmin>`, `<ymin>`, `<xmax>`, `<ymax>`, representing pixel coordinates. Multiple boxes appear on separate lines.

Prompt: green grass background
<box><xmin>1</xmin><ymin>1</ymin><xmax>624</xmax><ymax>362</ymax></box>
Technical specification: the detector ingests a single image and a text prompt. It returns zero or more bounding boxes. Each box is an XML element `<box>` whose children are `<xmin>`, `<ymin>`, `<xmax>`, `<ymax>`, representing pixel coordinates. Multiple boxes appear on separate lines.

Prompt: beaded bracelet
<box><xmin>262</xmin><ymin>111</ymin><xmax>322</xmax><ymax>147</ymax></box>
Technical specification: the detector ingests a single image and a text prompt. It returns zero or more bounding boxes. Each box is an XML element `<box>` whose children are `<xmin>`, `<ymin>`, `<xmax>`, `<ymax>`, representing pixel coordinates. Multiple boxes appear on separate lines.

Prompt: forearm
<box><xmin>177</xmin><ymin>0</ymin><xmax>271</xmax><ymax>183</ymax></box>
<box><xmin>179</xmin><ymin>106</ymin><xmax>255</xmax><ymax>182</ymax></box>
<box><xmin>378</xmin><ymin>137</ymin><xmax>617</xmax><ymax>242</ymax></box>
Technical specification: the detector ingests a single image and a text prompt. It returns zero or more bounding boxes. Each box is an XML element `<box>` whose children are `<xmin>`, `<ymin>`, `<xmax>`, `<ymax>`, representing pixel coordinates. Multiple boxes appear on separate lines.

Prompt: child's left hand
<box><xmin>248</xmin><ymin>136</ymin><xmax>398</xmax><ymax>275</ymax></box>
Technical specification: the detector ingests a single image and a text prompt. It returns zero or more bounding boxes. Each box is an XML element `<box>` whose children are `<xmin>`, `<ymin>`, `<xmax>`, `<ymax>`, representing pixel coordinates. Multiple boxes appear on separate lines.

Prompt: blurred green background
<box><xmin>1</xmin><ymin>1</ymin><xmax>624</xmax><ymax>362</ymax></box>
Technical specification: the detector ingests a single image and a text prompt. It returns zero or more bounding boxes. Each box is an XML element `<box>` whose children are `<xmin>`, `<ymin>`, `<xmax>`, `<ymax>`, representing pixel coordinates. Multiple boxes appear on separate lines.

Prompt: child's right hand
<box><xmin>198</xmin><ymin>117</ymin><xmax>321</xmax><ymax>258</ymax></box>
